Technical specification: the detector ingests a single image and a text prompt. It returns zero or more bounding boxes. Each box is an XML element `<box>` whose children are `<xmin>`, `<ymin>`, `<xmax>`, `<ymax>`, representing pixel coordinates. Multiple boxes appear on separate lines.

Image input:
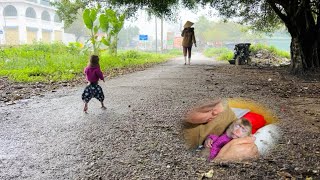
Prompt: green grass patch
<box><xmin>250</xmin><ymin>43</ymin><xmax>290</xmax><ymax>58</ymax></box>
<box><xmin>100</xmin><ymin>50</ymin><xmax>172</xmax><ymax>71</ymax></box>
<box><xmin>165</xmin><ymin>49</ymin><xmax>182</xmax><ymax>56</ymax></box>
<box><xmin>203</xmin><ymin>47</ymin><xmax>234</xmax><ymax>61</ymax></box>
<box><xmin>0</xmin><ymin>42</ymin><xmax>88</xmax><ymax>82</ymax></box>
<box><xmin>217</xmin><ymin>51</ymin><xmax>234</xmax><ymax>61</ymax></box>
<box><xmin>0</xmin><ymin>43</ymin><xmax>173</xmax><ymax>82</ymax></box>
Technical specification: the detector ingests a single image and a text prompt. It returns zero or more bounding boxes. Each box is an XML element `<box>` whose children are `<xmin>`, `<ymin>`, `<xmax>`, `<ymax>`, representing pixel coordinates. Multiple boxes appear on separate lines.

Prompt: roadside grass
<box><xmin>100</xmin><ymin>50</ymin><xmax>174</xmax><ymax>71</ymax></box>
<box><xmin>165</xmin><ymin>49</ymin><xmax>182</xmax><ymax>56</ymax></box>
<box><xmin>203</xmin><ymin>47</ymin><xmax>234</xmax><ymax>61</ymax></box>
<box><xmin>250</xmin><ymin>43</ymin><xmax>290</xmax><ymax>58</ymax></box>
<box><xmin>0</xmin><ymin>42</ymin><xmax>87</xmax><ymax>82</ymax></box>
<box><xmin>0</xmin><ymin>43</ymin><xmax>177</xmax><ymax>82</ymax></box>
<box><xmin>203</xmin><ymin>44</ymin><xmax>290</xmax><ymax>61</ymax></box>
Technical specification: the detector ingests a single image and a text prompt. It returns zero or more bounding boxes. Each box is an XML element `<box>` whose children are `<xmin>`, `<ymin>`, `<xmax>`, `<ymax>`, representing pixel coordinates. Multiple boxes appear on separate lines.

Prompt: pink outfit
<box><xmin>207</xmin><ymin>133</ymin><xmax>232</xmax><ymax>160</ymax></box>
<box><xmin>84</xmin><ymin>66</ymin><xmax>104</xmax><ymax>83</ymax></box>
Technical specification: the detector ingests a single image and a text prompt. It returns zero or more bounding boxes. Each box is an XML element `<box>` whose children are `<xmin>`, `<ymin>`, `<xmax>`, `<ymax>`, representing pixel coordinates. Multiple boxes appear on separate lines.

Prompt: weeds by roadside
<box><xmin>0</xmin><ymin>43</ymin><xmax>178</xmax><ymax>83</ymax></box>
<box><xmin>250</xmin><ymin>43</ymin><xmax>290</xmax><ymax>59</ymax></box>
<box><xmin>203</xmin><ymin>43</ymin><xmax>290</xmax><ymax>62</ymax></box>
<box><xmin>203</xmin><ymin>47</ymin><xmax>233</xmax><ymax>61</ymax></box>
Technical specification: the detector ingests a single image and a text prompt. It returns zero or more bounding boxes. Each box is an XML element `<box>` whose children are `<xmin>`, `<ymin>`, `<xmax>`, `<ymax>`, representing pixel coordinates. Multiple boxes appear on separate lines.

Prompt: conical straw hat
<box><xmin>184</xmin><ymin>21</ymin><xmax>194</xmax><ymax>28</ymax></box>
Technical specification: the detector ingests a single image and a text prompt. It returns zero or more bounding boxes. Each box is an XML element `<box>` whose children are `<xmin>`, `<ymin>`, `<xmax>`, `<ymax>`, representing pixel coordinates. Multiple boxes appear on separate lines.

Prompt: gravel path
<box><xmin>0</xmin><ymin>53</ymin><xmax>319</xmax><ymax>179</ymax></box>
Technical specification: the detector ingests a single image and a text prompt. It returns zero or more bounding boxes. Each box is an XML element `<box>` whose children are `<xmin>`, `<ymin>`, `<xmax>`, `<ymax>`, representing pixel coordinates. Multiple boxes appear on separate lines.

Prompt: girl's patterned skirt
<box><xmin>82</xmin><ymin>83</ymin><xmax>104</xmax><ymax>103</ymax></box>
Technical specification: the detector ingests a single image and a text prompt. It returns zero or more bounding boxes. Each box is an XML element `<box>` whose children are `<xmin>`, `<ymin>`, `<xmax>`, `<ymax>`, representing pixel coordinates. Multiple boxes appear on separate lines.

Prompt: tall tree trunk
<box><xmin>272</xmin><ymin>1</ymin><xmax>320</xmax><ymax>74</ymax></box>
<box><xmin>286</xmin><ymin>13</ymin><xmax>319</xmax><ymax>73</ymax></box>
<box><xmin>290</xmin><ymin>32</ymin><xmax>319</xmax><ymax>74</ymax></box>
<box><xmin>317</xmin><ymin>1</ymin><xmax>320</xmax><ymax>68</ymax></box>
<box><xmin>290</xmin><ymin>37</ymin><xmax>304</xmax><ymax>74</ymax></box>
<box><xmin>109</xmin><ymin>36</ymin><xmax>118</xmax><ymax>56</ymax></box>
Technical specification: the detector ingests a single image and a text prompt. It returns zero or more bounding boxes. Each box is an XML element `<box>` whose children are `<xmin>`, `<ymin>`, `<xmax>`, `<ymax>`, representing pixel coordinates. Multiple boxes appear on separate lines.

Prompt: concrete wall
<box><xmin>0</xmin><ymin>0</ymin><xmax>66</xmax><ymax>45</ymax></box>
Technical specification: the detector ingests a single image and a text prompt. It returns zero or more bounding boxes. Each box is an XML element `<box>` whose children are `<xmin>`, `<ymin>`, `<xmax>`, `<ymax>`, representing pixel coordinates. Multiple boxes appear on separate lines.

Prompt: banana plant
<box><xmin>82</xmin><ymin>7</ymin><xmax>100</xmax><ymax>55</ymax></box>
<box><xmin>100</xmin><ymin>9</ymin><xmax>126</xmax><ymax>55</ymax></box>
<box><xmin>99</xmin><ymin>11</ymin><xmax>111</xmax><ymax>48</ymax></box>
<box><xmin>82</xmin><ymin>6</ymin><xmax>126</xmax><ymax>56</ymax></box>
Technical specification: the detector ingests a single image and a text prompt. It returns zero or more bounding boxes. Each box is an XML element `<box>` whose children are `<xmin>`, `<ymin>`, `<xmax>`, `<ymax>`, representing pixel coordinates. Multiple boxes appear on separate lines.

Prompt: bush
<box><xmin>217</xmin><ymin>51</ymin><xmax>234</xmax><ymax>61</ymax></box>
<box><xmin>0</xmin><ymin>42</ymin><xmax>89</xmax><ymax>82</ymax></box>
<box><xmin>204</xmin><ymin>47</ymin><xmax>234</xmax><ymax>61</ymax></box>
<box><xmin>166</xmin><ymin>49</ymin><xmax>181</xmax><ymax>56</ymax></box>
<box><xmin>100</xmin><ymin>50</ymin><xmax>171</xmax><ymax>70</ymax></box>
<box><xmin>250</xmin><ymin>43</ymin><xmax>290</xmax><ymax>58</ymax></box>
<box><xmin>0</xmin><ymin>43</ymin><xmax>174</xmax><ymax>82</ymax></box>
<box><xmin>118</xmin><ymin>50</ymin><xmax>141</xmax><ymax>60</ymax></box>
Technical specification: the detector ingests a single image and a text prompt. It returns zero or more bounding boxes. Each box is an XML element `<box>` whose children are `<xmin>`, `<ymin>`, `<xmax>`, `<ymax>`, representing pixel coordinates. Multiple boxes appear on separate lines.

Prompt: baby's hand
<box><xmin>204</xmin><ymin>138</ymin><xmax>213</xmax><ymax>148</ymax></box>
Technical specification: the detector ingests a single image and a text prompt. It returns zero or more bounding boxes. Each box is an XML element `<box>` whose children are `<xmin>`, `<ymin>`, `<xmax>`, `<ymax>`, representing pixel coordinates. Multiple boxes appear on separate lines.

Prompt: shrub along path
<box><xmin>0</xmin><ymin>53</ymin><xmax>319</xmax><ymax>179</ymax></box>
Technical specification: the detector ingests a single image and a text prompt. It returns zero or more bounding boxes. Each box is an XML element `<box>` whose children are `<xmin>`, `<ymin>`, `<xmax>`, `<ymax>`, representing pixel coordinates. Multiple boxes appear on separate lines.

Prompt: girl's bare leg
<box><xmin>83</xmin><ymin>102</ymin><xmax>88</xmax><ymax>113</ymax></box>
<box><xmin>101</xmin><ymin>101</ymin><xmax>106</xmax><ymax>109</ymax></box>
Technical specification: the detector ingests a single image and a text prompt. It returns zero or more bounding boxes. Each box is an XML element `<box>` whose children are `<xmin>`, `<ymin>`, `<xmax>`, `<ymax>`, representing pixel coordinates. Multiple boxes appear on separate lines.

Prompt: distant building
<box><xmin>0</xmin><ymin>0</ymin><xmax>73</xmax><ymax>45</ymax></box>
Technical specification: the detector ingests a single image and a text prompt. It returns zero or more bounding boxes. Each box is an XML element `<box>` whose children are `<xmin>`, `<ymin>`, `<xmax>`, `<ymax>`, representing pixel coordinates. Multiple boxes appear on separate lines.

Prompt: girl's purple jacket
<box><xmin>84</xmin><ymin>66</ymin><xmax>104</xmax><ymax>83</ymax></box>
<box><xmin>207</xmin><ymin>133</ymin><xmax>232</xmax><ymax>160</ymax></box>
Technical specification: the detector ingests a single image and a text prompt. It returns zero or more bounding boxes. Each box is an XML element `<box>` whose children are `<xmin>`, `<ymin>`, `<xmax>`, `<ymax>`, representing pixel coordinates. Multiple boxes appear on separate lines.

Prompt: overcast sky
<box><xmin>125</xmin><ymin>6</ymin><xmax>220</xmax><ymax>39</ymax></box>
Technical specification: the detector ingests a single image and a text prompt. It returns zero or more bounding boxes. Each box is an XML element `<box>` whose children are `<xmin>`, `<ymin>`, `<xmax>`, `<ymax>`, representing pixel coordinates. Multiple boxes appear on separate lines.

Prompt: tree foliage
<box><xmin>196</xmin><ymin>16</ymin><xmax>261</xmax><ymax>43</ymax></box>
<box><xmin>53</xmin><ymin>0</ymin><xmax>320</xmax><ymax>73</ymax></box>
<box><xmin>197</xmin><ymin>0</ymin><xmax>320</xmax><ymax>72</ymax></box>
<box><xmin>119</xmin><ymin>0</ymin><xmax>320</xmax><ymax>72</ymax></box>
<box><xmin>82</xmin><ymin>5</ymin><xmax>125</xmax><ymax>55</ymax></box>
<box><xmin>64</xmin><ymin>11</ymin><xmax>90</xmax><ymax>41</ymax></box>
<box><xmin>51</xmin><ymin>0</ymin><xmax>86</xmax><ymax>28</ymax></box>
<box><xmin>82</xmin><ymin>7</ymin><xmax>99</xmax><ymax>54</ymax></box>
<box><xmin>118</xmin><ymin>26</ymin><xmax>140</xmax><ymax>48</ymax></box>
<box><xmin>101</xmin><ymin>9</ymin><xmax>126</xmax><ymax>55</ymax></box>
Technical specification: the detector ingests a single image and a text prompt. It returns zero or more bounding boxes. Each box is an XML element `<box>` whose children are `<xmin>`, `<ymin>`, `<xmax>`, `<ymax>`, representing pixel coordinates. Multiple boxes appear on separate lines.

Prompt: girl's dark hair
<box><xmin>89</xmin><ymin>55</ymin><xmax>99</xmax><ymax>67</ymax></box>
<box><xmin>240</xmin><ymin>118</ymin><xmax>252</xmax><ymax>129</ymax></box>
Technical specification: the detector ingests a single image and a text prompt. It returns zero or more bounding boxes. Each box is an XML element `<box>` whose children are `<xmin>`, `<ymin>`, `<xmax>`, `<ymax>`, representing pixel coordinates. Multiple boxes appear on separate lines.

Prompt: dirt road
<box><xmin>0</xmin><ymin>53</ymin><xmax>319</xmax><ymax>179</ymax></box>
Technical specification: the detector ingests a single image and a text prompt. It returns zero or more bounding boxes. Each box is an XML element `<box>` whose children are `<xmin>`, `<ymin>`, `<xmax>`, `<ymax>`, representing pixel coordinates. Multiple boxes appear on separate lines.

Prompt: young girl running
<box><xmin>82</xmin><ymin>55</ymin><xmax>106</xmax><ymax>113</ymax></box>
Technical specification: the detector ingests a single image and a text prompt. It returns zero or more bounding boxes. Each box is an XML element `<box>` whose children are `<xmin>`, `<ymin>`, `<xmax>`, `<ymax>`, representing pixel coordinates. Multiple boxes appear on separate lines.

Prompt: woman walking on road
<box><xmin>181</xmin><ymin>21</ymin><xmax>197</xmax><ymax>65</ymax></box>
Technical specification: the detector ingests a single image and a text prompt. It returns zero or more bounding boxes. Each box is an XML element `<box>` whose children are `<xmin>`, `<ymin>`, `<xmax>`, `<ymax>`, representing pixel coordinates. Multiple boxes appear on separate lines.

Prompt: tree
<box><xmin>195</xmin><ymin>16</ymin><xmax>211</xmax><ymax>43</ymax></box>
<box><xmin>52</xmin><ymin>0</ymin><xmax>136</xmax><ymax>28</ymax></box>
<box><xmin>196</xmin><ymin>16</ymin><xmax>261</xmax><ymax>44</ymax></box>
<box><xmin>82</xmin><ymin>7</ymin><xmax>100</xmax><ymax>55</ymax></box>
<box><xmin>118</xmin><ymin>26</ymin><xmax>140</xmax><ymax>48</ymax></box>
<box><xmin>102</xmin><ymin>9</ymin><xmax>126</xmax><ymax>55</ymax></box>
<box><xmin>196</xmin><ymin>0</ymin><xmax>320</xmax><ymax>73</ymax></box>
<box><xmin>51</xmin><ymin>0</ymin><xmax>86</xmax><ymax>28</ymax></box>
<box><xmin>53</xmin><ymin>0</ymin><xmax>320</xmax><ymax>73</ymax></box>
<box><xmin>82</xmin><ymin>6</ymin><xmax>125</xmax><ymax>55</ymax></box>
<box><xmin>113</xmin><ymin>0</ymin><xmax>320</xmax><ymax>73</ymax></box>
<box><xmin>64</xmin><ymin>11</ymin><xmax>90</xmax><ymax>41</ymax></box>
<box><xmin>53</xmin><ymin>1</ymin><xmax>126</xmax><ymax>55</ymax></box>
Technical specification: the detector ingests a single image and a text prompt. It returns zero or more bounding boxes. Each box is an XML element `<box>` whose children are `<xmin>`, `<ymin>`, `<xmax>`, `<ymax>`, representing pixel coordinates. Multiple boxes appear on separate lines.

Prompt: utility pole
<box><xmin>160</xmin><ymin>16</ymin><xmax>163</xmax><ymax>53</ymax></box>
<box><xmin>155</xmin><ymin>17</ymin><xmax>157</xmax><ymax>53</ymax></box>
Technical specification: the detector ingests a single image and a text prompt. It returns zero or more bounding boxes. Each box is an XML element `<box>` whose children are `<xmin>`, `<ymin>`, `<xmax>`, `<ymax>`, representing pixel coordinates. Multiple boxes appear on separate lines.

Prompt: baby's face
<box><xmin>231</xmin><ymin>124</ymin><xmax>250</xmax><ymax>139</ymax></box>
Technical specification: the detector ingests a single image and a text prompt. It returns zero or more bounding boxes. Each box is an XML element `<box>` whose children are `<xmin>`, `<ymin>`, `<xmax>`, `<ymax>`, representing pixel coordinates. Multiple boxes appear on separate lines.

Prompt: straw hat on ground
<box><xmin>184</xmin><ymin>21</ymin><xmax>194</xmax><ymax>28</ymax></box>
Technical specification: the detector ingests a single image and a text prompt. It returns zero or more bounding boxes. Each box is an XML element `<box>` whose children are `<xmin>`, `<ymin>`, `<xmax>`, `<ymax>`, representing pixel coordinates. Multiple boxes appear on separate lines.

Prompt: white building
<box><xmin>0</xmin><ymin>0</ymin><xmax>74</xmax><ymax>45</ymax></box>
